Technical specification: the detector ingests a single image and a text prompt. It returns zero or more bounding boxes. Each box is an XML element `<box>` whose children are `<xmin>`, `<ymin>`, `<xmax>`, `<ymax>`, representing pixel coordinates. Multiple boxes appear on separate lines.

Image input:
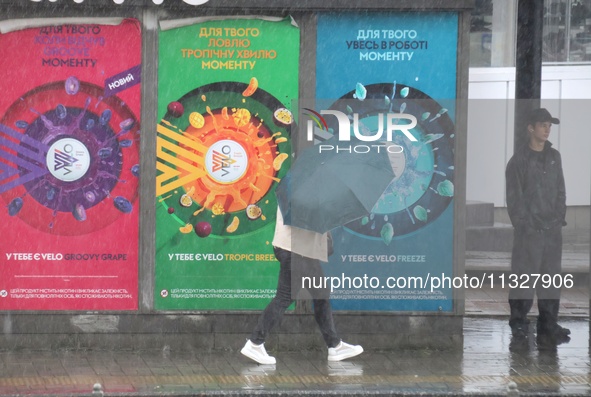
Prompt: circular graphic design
<box><xmin>0</xmin><ymin>79</ymin><xmax>140</xmax><ymax>235</ymax></box>
<box><xmin>159</xmin><ymin>81</ymin><xmax>293</xmax><ymax>238</ymax></box>
<box><xmin>46</xmin><ymin>137</ymin><xmax>91</xmax><ymax>182</ymax></box>
<box><xmin>205</xmin><ymin>139</ymin><xmax>249</xmax><ymax>184</ymax></box>
<box><xmin>325</xmin><ymin>82</ymin><xmax>455</xmax><ymax>241</ymax></box>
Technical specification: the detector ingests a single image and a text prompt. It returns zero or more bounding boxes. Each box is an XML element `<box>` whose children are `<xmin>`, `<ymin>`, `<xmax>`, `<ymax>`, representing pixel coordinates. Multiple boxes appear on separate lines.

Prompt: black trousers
<box><xmin>508</xmin><ymin>227</ymin><xmax>562</xmax><ymax>326</ymax></box>
<box><xmin>249</xmin><ymin>247</ymin><xmax>340</xmax><ymax>348</ymax></box>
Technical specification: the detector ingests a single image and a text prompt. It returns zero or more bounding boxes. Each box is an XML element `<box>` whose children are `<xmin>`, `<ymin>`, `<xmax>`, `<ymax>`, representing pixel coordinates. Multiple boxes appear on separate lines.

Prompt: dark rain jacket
<box><xmin>505</xmin><ymin>141</ymin><xmax>566</xmax><ymax>232</ymax></box>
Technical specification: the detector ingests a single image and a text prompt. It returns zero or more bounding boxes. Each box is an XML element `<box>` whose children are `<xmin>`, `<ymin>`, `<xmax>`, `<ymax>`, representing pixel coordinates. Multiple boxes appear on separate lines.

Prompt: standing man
<box><xmin>505</xmin><ymin>108</ymin><xmax>570</xmax><ymax>341</ymax></box>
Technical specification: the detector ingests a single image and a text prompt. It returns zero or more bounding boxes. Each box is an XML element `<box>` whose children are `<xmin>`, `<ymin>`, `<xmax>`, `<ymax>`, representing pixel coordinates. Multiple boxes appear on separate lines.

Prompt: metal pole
<box><xmin>514</xmin><ymin>0</ymin><xmax>544</xmax><ymax>149</ymax></box>
<box><xmin>565</xmin><ymin>0</ymin><xmax>572</xmax><ymax>62</ymax></box>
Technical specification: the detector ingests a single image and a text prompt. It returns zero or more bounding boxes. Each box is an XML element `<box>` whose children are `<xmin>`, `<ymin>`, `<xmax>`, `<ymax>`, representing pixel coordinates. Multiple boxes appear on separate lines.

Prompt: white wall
<box><xmin>467</xmin><ymin>65</ymin><xmax>591</xmax><ymax>207</ymax></box>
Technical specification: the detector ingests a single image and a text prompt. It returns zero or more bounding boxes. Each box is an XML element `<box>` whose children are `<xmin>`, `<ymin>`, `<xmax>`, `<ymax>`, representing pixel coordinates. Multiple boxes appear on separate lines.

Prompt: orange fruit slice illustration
<box><xmin>226</xmin><ymin>216</ymin><xmax>240</xmax><ymax>233</ymax></box>
<box><xmin>179</xmin><ymin>223</ymin><xmax>194</xmax><ymax>233</ymax></box>
<box><xmin>242</xmin><ymin>77</ymin><xmax>258</xmax><ymax>97</ymax></box>
<box><xmin>273</xmin><ymin>153</ymin><xmax>289</xmax><ymax>171</ymax></box>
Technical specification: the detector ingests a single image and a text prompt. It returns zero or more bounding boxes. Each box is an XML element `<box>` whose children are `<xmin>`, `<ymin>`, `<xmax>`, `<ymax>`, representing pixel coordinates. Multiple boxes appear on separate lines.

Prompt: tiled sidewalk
<box><xmin>0</xmin><ymin>312</ymin><xmax>589</xmax><ymax>396</ymax></box>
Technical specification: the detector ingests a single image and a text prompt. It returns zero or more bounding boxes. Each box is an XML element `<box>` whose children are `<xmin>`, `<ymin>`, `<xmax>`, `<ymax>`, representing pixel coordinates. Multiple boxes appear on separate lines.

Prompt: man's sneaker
<box><xmin>327</xmin><ymin>341</ymin><xmax>363</xmax><ymax>362</ymax></box>
<box><xmin>537</xmin><ymin>322</ymin><xmax>571</xmax><ymax>338</ymax></box>
<box><xmin>240</xmin><ymin>340</ymin><xmax>276</xmax><ymax>365</ymax></box>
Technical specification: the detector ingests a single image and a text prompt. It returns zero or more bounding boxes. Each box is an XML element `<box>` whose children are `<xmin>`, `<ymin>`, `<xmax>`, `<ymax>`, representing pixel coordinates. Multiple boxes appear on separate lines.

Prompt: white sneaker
<box><xmin>327</xmin><ymin>341</ymin><xmax>363</xmax><ymax>362</ymax></box>
<box><xmin>240</xmin><ymin>340</ymin><xmax>276</xmax><ymax>365</ymax></box>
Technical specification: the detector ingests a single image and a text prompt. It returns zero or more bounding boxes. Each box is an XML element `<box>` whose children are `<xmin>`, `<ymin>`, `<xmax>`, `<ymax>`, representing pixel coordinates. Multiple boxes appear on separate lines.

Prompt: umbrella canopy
<box><xmin>275</xmin><ymin>137</ymin><xmax>396</xmax><ymax>233</ymax></box>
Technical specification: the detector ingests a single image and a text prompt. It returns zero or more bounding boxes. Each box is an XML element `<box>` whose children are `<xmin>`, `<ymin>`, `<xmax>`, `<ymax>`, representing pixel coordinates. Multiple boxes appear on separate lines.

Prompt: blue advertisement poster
<box><xmin>315</xmin><ymin>12</ymin><xmax>458</xmax><ymax>311</ymax></box>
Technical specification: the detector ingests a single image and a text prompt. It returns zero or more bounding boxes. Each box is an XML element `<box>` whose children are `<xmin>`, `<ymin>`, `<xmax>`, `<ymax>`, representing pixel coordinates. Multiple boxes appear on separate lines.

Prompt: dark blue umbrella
<box><xmin>275</xmin><ymin>136</ymin><xmax>396</xmax><ymax>233</ymax></box>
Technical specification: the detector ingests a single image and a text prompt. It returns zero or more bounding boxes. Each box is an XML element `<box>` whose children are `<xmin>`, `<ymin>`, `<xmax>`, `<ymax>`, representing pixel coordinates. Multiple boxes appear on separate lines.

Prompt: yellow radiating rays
<box><xmin>156</xmin><ymin>122</ymin><xmax>207</xmax><ymax>196</ymax></box>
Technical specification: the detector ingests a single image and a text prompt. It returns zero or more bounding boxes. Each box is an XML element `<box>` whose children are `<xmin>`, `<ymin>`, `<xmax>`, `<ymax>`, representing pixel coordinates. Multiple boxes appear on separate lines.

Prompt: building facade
<box><xmin>467</xmin><ymin>0</ymin><xmax>591</xmax><ymax>216</ymax></box>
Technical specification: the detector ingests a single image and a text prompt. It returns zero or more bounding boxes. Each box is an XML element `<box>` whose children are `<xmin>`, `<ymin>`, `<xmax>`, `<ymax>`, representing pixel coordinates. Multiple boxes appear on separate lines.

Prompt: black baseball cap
<box><xmin>528</xmin><ymin>108</ymin><xmax>560</xmax><ymax>125</ymax></box>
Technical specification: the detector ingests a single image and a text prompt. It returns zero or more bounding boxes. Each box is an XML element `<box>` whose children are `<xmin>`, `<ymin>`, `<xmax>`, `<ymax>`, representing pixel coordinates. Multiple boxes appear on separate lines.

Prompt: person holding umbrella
<box><xmin>505</xmin><ymin>108</ymin><xmax>570</xmax><ymax>343</ymax></box>
<box><xmin>239</xmin><ymin>136</ymin><xmax>395</xmax><ymax>365</ymax></box>
<box><xmin>240</xmin><ymin>207</ymin><xmax>364</xmax><ymax>365</ymax></box>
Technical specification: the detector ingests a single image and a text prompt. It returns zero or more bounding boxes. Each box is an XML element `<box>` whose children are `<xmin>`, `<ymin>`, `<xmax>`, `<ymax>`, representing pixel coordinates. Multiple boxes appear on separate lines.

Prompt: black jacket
<box><xmin>505</xmin><ymin>141</ymin><xmax>566</xmax><ymax>231</ymax></box>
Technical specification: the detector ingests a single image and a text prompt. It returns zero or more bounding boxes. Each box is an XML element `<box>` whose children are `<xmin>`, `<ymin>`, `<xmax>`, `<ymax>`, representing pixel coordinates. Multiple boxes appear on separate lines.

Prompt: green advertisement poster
<box><xmin>155</xmin><ymin>17</ymin><xmax>299</xmax><ymax>310</ymax></box>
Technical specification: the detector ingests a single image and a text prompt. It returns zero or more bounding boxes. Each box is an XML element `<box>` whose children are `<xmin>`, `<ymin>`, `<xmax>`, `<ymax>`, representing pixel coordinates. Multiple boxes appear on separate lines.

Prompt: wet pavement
<box><xmin>0</xmin><ymin>284</ymin><xmax>589</xmax><ymax>397</ymax></box>
<box><xmin>0</xmin><ymin>318</ymin><xmax>589</xmax><ymax>396</ymax></box>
